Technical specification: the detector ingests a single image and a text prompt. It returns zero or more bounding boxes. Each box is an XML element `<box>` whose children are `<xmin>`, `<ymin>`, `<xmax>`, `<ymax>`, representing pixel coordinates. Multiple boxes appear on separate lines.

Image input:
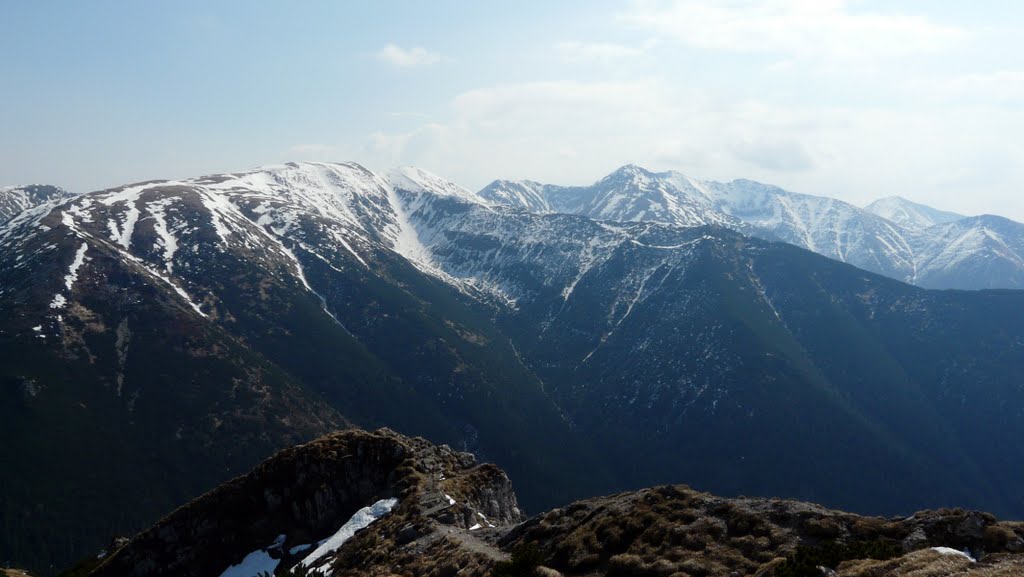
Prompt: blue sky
<box><xmin>3</xmin><ymin>1</ymin><xmax>1023</xmax><ymax>219</ymax></box>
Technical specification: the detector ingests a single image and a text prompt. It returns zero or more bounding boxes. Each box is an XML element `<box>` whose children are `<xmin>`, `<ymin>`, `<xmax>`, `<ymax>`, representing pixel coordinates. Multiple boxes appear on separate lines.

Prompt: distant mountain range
<box><xmin>481</xmin><ymin>165</ymin><xmax>1024</xmax><ymax>290</ymax></box>
<box><xmin>2</xmin><ymin>163</ymin><xmax>1024</xmax><ymax>574</ymax></box>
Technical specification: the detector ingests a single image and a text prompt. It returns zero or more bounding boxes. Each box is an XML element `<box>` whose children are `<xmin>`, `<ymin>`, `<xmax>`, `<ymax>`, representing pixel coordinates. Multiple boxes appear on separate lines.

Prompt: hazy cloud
<box><xmin>376</xmin><ymin>44</ymin><xmax>441</xmax><ymax>68</ymax></box>
<box><xmin>731</xmin><ymin>137</ymin><xmax>815</xmax><ymax>171</ymax></box>
<box><xmin>933</xmin><ymin>70</ymin><xmax>1024</xmax><ymax>102</ymax></box>
<box><xmin>358</xmin><ymin>77</ymin><xmax>1024</xmax><ymax>220</ymax></box>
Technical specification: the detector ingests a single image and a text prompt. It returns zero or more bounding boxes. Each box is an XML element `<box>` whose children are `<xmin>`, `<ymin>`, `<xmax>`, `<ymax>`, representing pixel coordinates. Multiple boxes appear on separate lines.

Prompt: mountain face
<box><xmin>0</xmin><ymin>185</ymin><xmax>74</xmax><ymax>223</ymax></box>
<box><xmin>4</xmin><ymin>162</ymin><xmax>1024</xmax><ymax>575</ymax></box>
<box><xmin>69</xmin><ymin>429</ymin><xmax>1024</xmax><ymax>577</ymax></box>
<box><xmin>480</xmin><ymin>166</ymin><xmax>1024</xmax><ymax>290</ymax></box>
<box><xmin>864</xmin><ymin>196</ymin><xmax>965</xmax><ymax>231</ymax></box>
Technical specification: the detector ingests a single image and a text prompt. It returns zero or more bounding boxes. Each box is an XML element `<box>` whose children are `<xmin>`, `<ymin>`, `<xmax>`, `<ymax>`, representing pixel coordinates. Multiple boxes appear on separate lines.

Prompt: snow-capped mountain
<box><xmin>912</xmin><ymin>215</ymin><xmax>1024</xmax><ymax>289</ymax></box>
<box><xmin>864</xmin><ymin>196</ymin><xmax>965</xmax><ymax>231</ymax></box>
<box><xmin>5</xmin><ymin>161</ymin><xmax>1024</xmax><ymax>572</ymax></box>
<box><xmin>0</xmin><ymin>184</ymin><xmax>74</xmax><ymax>223</ymax></box>
<box><xmin>479</xmin><ymin>166</ymin><xmax>1024</xmax><ymax>290</ymax></box>
<box><xmin>482</xmin><ymin>165</ymin><xmax>745</xmax><ymax>230</ymax></box>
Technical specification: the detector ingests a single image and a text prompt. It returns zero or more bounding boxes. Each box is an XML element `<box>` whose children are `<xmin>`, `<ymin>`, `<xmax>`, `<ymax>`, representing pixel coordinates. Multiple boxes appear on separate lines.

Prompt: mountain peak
<box><xmin>865</xmin><ymin>196</ymin><xmax>965</xmax><ymax>230</ymax></box>
<box><xmin>604</xmin><ymin>163</ymin><xmax>657</xmax><ymax>181</ymax></box>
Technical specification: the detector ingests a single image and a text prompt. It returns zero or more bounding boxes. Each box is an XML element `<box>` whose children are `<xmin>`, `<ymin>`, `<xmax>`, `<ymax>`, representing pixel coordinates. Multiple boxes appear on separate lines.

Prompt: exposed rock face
<box><xmin>76</xmin><ymin>430</ymin><xmax>1024</xmax><ymax>577</ymax></box>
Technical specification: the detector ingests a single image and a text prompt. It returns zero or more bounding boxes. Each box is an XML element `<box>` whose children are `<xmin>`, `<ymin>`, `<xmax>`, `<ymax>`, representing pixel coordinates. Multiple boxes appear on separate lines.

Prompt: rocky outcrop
<box><xmin>86</xmin><ymin>428</ymin><xmax>523</xmax><ymax>577</ymax></box>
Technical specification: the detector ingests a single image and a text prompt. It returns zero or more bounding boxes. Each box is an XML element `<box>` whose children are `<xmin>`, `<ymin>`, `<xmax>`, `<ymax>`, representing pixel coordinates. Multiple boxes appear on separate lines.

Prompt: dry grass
<box><xmin>838</xmin><ymin>548</ymin><xmax>1024</xmax><ymax>577</ymax></box>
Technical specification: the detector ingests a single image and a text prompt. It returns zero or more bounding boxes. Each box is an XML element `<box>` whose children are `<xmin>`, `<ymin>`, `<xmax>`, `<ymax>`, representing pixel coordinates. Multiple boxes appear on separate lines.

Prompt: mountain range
<box><xmin>2</xmin><ymin>163</ymin><xmax>1023</xmax><ymax>574</ymax></box>
<box><xmin>480</xmin><ymin>165</ymin><xmax>1024</xmax><ymax>290</ymax></box>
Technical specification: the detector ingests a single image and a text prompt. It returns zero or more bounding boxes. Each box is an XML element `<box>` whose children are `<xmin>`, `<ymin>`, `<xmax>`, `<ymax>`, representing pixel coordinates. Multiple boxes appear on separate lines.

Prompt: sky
<box><xmin>2</xmin><ymin>0</ymin><xmax>1023</xmax><ymax>220</ymax></box>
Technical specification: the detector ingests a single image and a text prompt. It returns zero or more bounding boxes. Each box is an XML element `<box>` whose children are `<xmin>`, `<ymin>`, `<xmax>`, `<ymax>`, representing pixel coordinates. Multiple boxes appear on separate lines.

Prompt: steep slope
<box><xmin>72</xmin><ymin>429</ymin><xmax>1024</xmax><ymax>577</ymax></box>
<box><xmin>477</xmin><ymin>179</ymin><xmax>552</xmax><ymax>213</ymax></box>
<box><xmin>695</xmin><ymin>178</ymin><xmax>917</xmax><ymax>281</ymax></box>
<box><xmin>480</xmin><ymin>166</ymin><xmax>1024</xmax><ymax>289</ymax></box>
<box><xmin>865</xmin><ymin>196</ymin><xmax>965</xmax><ymax>230</ymax></box>
<box><xmin>0</xmin><ymin>185</ymin><xmax>75</xmax><ymax>223</ymax></box>
<box><xmin>0</xmin><ymin>163</ymin><xmax>609</xmax><ymax>574</ymax></box>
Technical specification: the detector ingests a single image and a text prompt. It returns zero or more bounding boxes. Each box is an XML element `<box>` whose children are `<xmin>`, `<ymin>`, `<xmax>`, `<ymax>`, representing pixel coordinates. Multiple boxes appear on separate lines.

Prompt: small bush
<box><xmin>607</xmin><ymin>553</ymin><xmax>648</xmax><ymax>576</ymax></box>
<box><xmin>492</xmin><ymin>543</ymin><xmax>545</xmax><ymax>577</ymax></box>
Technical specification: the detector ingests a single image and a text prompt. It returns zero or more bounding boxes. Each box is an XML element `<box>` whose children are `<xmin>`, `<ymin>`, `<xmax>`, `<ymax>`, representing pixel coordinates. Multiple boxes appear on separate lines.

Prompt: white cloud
<box><xmin>933</xmin><ymin>70</ymin><xmax>1024</xmax><ymax>102</ymax></box>
<box><xmin>555</xmin><ymin>40</ymin><xmax>648</xmax><ymax>62</ymax></box>
<box><xmin>731</xmin><ymin>137</ymin><xmax>815</xmax><ymax>171</ymax></box>
<box><xmin>376</xmin><ymin>44</ymin><xmax>441</xmax><ymax>68</ymax></box>
<box><xmin>621</xmin><ymin>0</ymin><xmax>965</xmax><ymax>64</ymax></box>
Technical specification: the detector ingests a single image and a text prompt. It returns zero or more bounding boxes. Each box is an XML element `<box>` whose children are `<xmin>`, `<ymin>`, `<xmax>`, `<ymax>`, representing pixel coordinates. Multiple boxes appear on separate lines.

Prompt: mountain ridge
<box><xmin>61</xmin><ymin>428</ymin><xmax>1024</xmax><ymax>577</ymax></box>
<box><xmin>479</xmin><ymin>165</ymin><xmax>1024</xmax><ymax>290</ymax></box>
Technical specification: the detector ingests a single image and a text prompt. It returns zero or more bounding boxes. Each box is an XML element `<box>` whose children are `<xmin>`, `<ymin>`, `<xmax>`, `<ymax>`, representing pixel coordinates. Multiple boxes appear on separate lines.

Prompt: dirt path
<box><xmin>441</xmin><ymin>527</ymin><xmax>509</xmax><ymax>562</ymax></box>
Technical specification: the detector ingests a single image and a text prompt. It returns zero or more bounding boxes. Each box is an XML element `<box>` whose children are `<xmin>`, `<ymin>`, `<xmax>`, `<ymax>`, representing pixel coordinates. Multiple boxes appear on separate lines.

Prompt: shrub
<box><xmin>492</xmin><ymin>543</ymin><xmax>545</xmax><ymax>577</ymax></box>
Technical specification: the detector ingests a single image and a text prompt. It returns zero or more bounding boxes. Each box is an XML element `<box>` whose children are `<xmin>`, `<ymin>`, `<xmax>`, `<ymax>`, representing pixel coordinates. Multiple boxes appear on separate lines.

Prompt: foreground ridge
<box><xmin>67</xmin><ymin>429</ymin><xmax>1024</xmax><ymax>577</ymax></box>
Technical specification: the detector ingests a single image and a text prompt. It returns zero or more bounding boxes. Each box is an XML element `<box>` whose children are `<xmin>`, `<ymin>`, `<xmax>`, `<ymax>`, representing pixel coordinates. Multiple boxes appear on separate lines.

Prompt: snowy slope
<box><xmin>0</xmin><ymin>162</ymin><xmax>431</xmax><ymax>331</ymax></box>
<box><xmin>0</xmin><ymin>184</ymin><xmax>75</xmax><ymax>224</ymax></box>
<box><xmin>477</xmin><ymin>180</ymin><xmax>552</xmax><ymax>213</ymax></box>
<box><xmin>912</xmin><ymin>215</ymin><xmax>1024</xmax><ymax>289</ymax></box>
<box><xmin>865</xmin><ymin>196</ymin><xmax>965</xmax><ymax>231</ymax></box>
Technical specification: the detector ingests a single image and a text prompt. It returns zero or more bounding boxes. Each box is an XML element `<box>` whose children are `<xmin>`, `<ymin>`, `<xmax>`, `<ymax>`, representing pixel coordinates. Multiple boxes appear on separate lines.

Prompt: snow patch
<box><xmin>65</xmin><ymin>242</ymin><xmax>88</xmax><ymax>290</ymax></box>
<box><xmin>298</xmin><ymin>498</ymin><xmax>398</xmax><ymax>572</ymax></box>
<box><xmin>218</xmin><ymin>549</ymin><xmax>280</xmax><ymax>577</ymax></box>
<box><xmin>148</xmin><ymin>198</ymin><xmax>180</xmax><ymax>272</ymax></box>
<box><xmin>930</xmin><ymin>547</ymin><xmax>975</xmax><ymax>562</ymax></box>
